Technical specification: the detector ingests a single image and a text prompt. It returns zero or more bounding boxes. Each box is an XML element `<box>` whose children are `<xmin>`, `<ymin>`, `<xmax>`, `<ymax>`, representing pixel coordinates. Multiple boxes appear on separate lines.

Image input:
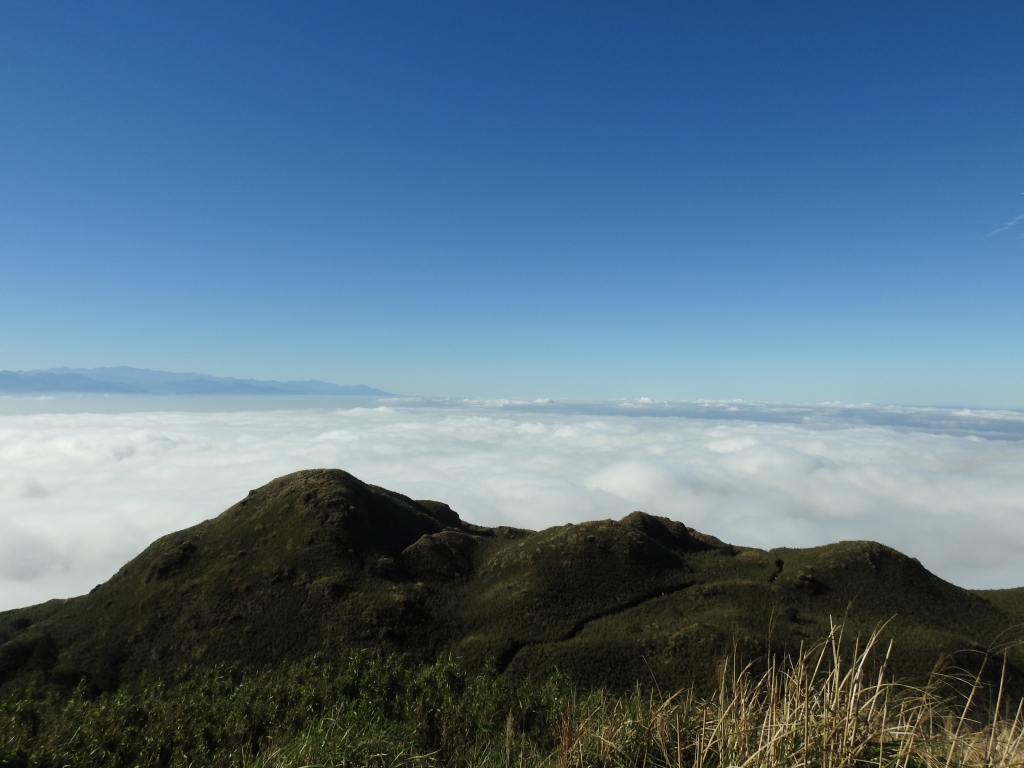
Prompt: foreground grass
<box><xmin>2</xmin><ymin>625</ymin><xmax>1023</xmax><ymax>767</ymax></box>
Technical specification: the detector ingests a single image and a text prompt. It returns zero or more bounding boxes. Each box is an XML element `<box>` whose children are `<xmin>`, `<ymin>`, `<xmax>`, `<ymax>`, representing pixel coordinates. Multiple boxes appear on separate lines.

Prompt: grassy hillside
<box><xmin>2</xmin><ymin>468</ymin><xmax>1023</xmax><ymax>700</ymax></box>
<box><xmin>974</xmin><ymin>587</ymin><xmax>1024</xmax><ymax>623</ymax></box>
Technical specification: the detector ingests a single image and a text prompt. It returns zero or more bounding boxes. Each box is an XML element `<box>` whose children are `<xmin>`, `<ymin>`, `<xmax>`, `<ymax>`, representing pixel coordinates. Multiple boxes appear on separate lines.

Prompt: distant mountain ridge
<box><xmin>0</xmin><ymin>367</ymin><xmax>391</xmax><ymax>396</ymax></box>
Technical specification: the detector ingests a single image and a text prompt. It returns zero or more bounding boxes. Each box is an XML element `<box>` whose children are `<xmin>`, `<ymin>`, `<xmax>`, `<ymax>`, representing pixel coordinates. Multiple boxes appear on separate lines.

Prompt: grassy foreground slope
<box><xmin>5</xmin><ymin>629</ymin><xmax>1024</xmax><ymax>768</ymax></box>
<box><xmin>1</xmin><ymin>469</ymin><xmax>1023</xmax><ymax>697</ymax></box>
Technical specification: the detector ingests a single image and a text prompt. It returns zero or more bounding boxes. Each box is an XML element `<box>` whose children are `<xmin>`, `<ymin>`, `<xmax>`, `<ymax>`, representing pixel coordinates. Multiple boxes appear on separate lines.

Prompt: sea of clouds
<box><xmin>2</xmin><ymin>395</ymin><xmax>1023</xmax><ymax>611</ymax></box>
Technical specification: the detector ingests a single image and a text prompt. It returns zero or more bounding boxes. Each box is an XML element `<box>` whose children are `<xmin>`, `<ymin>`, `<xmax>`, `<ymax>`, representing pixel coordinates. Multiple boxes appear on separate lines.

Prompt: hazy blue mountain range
<box><xmin>0</xmin><ymin>367</ymin><xmax>391</xmax><ymax>396</ymax></box>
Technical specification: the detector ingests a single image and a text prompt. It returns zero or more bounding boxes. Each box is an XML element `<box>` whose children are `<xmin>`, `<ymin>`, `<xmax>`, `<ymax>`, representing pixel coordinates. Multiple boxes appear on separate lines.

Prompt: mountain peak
<box><xmin>1</xmin><ymin>469</ymin><xmax>1022</xmax><ymax>696</ymax></box>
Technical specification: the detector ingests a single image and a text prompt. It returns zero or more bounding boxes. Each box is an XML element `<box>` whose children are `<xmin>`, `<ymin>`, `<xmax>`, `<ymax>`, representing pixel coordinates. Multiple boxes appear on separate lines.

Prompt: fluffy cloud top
<box><xmin>1</xmin><ymin>397</ymin><xmax>1023</xmax><ymax>611</ymax></box>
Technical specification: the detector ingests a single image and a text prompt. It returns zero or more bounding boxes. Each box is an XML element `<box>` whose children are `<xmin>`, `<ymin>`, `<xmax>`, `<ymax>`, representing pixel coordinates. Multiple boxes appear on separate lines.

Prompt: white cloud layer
<box><xmin>2</xmin><ymin>396</ymin><xmax>1023</xmax><ymax>611</ymax></box>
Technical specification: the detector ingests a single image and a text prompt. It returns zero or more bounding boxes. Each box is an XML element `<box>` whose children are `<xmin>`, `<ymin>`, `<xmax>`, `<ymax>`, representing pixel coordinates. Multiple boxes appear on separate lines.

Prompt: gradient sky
<box><xmin>2</xmin><ymin>2</ymin><xmax>1022</xmax><ymax>405</ymax></box>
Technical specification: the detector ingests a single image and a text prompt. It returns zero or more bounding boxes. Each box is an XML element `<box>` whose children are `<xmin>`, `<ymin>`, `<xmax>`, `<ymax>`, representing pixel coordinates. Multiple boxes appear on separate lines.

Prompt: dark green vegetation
<box><xmin>3</xmin><ymin>626</ymin><xmax>1023</xmax><ymax>767</ymax></box>
<box><xmin>975</xmin><ymin>587</ymin><xmax>1024</xmax><ymax>622</ymax></box>
<box><xmin>2</xmin><ymin>469</ymin><xmax>1023</xmax><ymax>698</ymax></box>
<box><xmin>3</xmin><ymin>468</ymin><xmax>1024</xmax><ymax>766</ymax></box>
<box><xmin>1</xmin><ymin>653</ymin><xmax>574</xmax><ymax>767</ymax></box>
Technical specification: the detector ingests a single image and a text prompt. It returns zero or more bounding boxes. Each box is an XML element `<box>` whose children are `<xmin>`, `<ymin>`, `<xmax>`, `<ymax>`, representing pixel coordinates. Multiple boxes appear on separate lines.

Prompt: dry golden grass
<box><xmin>544</xmin><ymin>622</ymin><xmax>1024</xmax><ymax>768</ymax></box>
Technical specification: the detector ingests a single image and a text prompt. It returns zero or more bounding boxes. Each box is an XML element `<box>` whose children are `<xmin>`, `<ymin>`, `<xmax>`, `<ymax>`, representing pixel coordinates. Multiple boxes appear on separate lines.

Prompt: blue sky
<box><xmin>2</xmin><ymin>2</ymin><xmax>1022</xmax><ymax>405</ymax></box>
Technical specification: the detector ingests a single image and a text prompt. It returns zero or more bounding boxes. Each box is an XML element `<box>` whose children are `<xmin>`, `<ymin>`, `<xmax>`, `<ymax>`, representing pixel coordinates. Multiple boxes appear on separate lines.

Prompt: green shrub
<box><xmin>3</xmin><ymin>630</ymin><xmax>1023</xmax><ymax>767</ymax></box>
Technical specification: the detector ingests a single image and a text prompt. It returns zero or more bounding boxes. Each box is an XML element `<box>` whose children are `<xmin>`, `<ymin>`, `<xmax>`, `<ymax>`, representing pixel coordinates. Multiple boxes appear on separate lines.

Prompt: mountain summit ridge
<box><xmin>1</xmin><ymin>468</ymin><xmax>1022</xmax><ymax>696</ymax></box>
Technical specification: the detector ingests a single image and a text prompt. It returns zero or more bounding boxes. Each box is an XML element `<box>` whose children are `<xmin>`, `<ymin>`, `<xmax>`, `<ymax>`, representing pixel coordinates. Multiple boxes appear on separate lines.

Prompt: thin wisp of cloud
<box><xmin>990</xmin><ymin>210</ymin><xmax>1024</xmax><ymax>236</ymax></box>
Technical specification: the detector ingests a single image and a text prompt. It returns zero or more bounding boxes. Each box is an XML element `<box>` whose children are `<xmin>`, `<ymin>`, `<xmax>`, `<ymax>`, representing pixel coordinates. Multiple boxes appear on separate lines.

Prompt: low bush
<box><xmin>2</xmin><ymin>625</ymin><xmax>1022</xmax><ymax>767</ymax></box>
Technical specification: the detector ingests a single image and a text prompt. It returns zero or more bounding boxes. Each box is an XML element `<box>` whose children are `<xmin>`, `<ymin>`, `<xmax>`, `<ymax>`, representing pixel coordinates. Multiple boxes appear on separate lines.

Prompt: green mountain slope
<box><xmin>2</xmin><ymin>469</ymin><xmax>1022</xmax><ymax>695</ymax></box>
<box><xmin>973</xmin><ymin>587</ymin><xmax>1024</xmax><ymax>624</ymax></box>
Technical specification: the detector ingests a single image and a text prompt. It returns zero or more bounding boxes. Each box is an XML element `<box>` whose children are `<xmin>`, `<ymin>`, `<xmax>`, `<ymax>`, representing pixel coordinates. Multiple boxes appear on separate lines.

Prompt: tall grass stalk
<box><xmin>545</xmin><ymin>622</ymin><xmax>1024</xmax><ymax>768</ymax></box>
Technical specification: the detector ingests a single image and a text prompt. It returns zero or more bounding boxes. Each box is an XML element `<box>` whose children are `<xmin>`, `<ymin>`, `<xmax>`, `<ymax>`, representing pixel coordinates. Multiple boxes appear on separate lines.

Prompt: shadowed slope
<box><xmin>1</xmin><ymin>469</ymin><xmax>1022</xmax><ymax>695</ymax></box>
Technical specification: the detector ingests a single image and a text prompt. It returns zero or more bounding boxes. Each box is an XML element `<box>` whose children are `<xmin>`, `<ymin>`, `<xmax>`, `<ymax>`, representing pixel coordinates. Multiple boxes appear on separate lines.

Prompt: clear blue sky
<box><xmin>2</xmin><ymin>2</ymin><xmax>1022</xmax><ymax>405</ymax></box>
